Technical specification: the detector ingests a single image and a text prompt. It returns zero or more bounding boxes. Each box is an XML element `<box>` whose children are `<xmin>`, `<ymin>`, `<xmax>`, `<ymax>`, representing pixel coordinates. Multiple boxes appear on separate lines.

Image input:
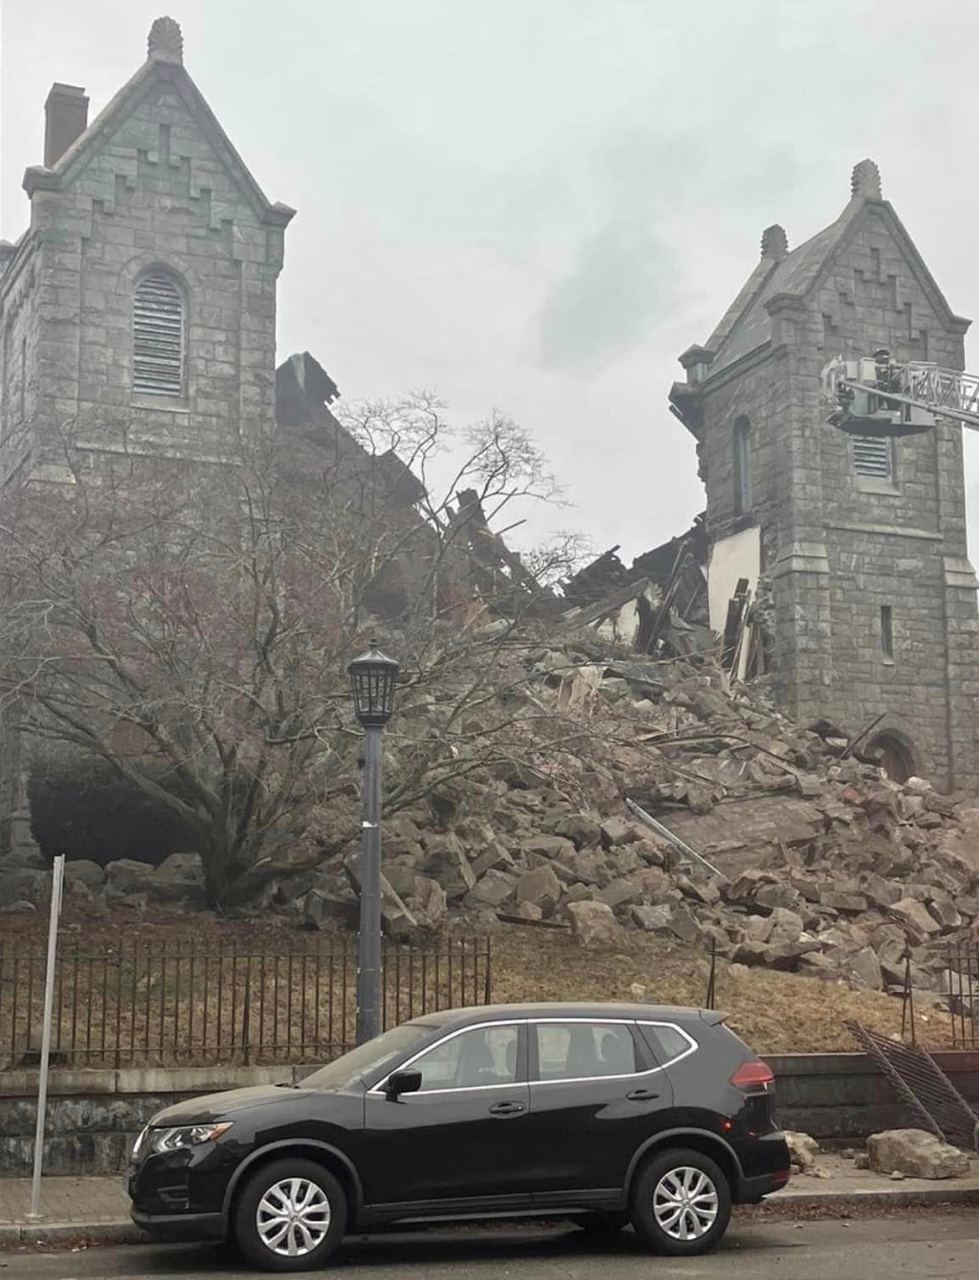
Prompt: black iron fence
<box><xmin>0</xmin><ymin>936</ymin><xmax>492</xmax><ymax>1070</ymax></box>
<box><xmin>943</xmin><ymin>938</ymin><xmax>979</xmax><ymax>1050</ymax></box>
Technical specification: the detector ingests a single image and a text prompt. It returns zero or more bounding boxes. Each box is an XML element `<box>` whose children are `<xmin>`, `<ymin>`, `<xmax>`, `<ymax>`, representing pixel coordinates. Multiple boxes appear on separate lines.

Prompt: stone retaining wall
<box><xmin>1</xmin><ymin>1052</ymin><xmax>978</xmax><ymax>1175</ymax></box>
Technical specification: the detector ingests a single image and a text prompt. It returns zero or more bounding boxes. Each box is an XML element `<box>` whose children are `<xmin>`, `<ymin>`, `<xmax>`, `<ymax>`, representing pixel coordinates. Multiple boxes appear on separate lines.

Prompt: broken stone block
<box><xmin>468</xmin><ymin>870</ymin><xmax>516</xmax><ymax>908</ymax></box>
<box><xmin>867</xmin><ymin>1129</ymin><xmax>970</xmax><ymax>1179</ymax></box>
<box><xmin>732</xmin><ymin>940</ymin><xmax>772</xmax><ymax>967</ymax></box>
<box><xmin>630</xmin><ymin>904</ymin><xmax>673</xmax><ymax>932</ymax></box>
<box><xmin>608</xmin><ymin>847</ymin><xmax>644</xmax><ymax>877</ymax></box>
<box><xmin>785</xmin><ymin>1131</ymin><xmax>820</xmax><ymax>1172</ymax></box>
<box><xmin>521</xmin><ymin>835</ymin><xmax>578</xmax><ymax>863</ymax></box>
<box><xmin>798</xmin><ymin>951</ymin><xmax>841</xmax><ymax>978</ymax></box>
<box><xmin>411</xmin><ymin>876</ymin><xmax>447</xmax><ymax>928</ymax></box>
<box><xmin>768</xmin><ymin>907</ymin><xmax>805</xmax><ymax>942</ymax></box>
<box><xmin>545</xmin><ymin>812</ymin><xmax>603</xmax><ymax>849</ymax></box>
<box><xmin>512</xmin><ymin>900</ymin><xmax>543</xmax><ymax>922</ymax></box>
<box><xmin>724</xmin><ymin>869</ymin><xmax>775</xmax><ymax>906</ymax></box>
<box><xmin>676</xmin><ymin>874</ymin><xmax>721</xmax><ymax>906</ymax></box>
<box><xmin>598</xmin><ymin>876</ymin><xmax>644</xmax><ymax>911</ymax></box>
<box><xmin>754</xmin><ymin>882</ymin><xmax>802</xmax><ymax>913</ymax></box>
<box><xmin>64</xmin><ymin>859</ymin><xmax>106</xmax><ymax>890</ymax></box>
<box><xmin>858</xmin><ymin>873</ymin><xmax>903</xmax><ymax>910</ymax></box>
<box><xmin>470</xmin><ymin>841</ymin><xmax>515</xmax><ymax>879</ymax></box>
<box><xmin>566</xmin><ymin>900</ymin><xmax>621</xmax><ymax>948</ymax></box>
<box><xmin>817</xmin><ymin>887</ymin><xmax>868</xmax><ymax>914</ymax></box>
<box><xmin>515</xmin><ymin>865</ymin><xmax>562</xmax><ymax>915</ymax></box>
<box><xmin>846</xmin><ymin>946</ymin><xmax>883</xmax><ymax>991</ymax></box>
<box><xmin>746</xmin><ymin>914</ymin><xmax>776</xmax><ymax>944</ymax></box>
<box><xmin>104</xmin><ymin>858</ymin><xmax>154</xmax><ymax>897</ymax></box>
<box><xmin>599</xmin><ymin>817</ymin><xmax>643</xmax><ymax>849</ymax></box>
<box><xmin>890</xmin><ymin>897</ymin><xmax>942</xmax><ymax>940</ymax></box>
<box><xmin>926</xmin><ymin>893</ymin><xmax>962</xmax><ymax>931</ymax></box>
<box><xmin>634</xmin><ymin>839</ymin><xmax>667</xmax><ymax>868</ymax></box>
<box><xmin>383</xmin><ymin>862</ymin><xmax>419</xmax><ymax>899</ymax></box>
<box><xmin>765</xmin><ymin>939</ymin><xmax>823</xmax><ymax>971</ymax></box>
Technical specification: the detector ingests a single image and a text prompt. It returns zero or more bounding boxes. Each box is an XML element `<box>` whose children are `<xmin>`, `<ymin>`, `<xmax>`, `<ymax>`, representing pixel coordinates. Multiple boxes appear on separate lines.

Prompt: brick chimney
<box><xmin>44</xmin><ymin>84</ymin><xmax>89</xmax><ymax>168</ymax></box>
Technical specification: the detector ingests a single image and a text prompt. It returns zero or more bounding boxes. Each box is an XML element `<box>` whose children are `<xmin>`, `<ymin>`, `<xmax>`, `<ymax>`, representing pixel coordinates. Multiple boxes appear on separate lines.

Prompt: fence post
<box><xmin>26</xmin><ymin>855</ymin><xmax>66</xmax><ymax>1221</ymax></box>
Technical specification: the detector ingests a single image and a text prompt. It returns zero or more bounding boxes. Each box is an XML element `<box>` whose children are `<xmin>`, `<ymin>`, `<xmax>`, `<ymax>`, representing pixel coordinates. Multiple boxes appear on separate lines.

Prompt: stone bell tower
<box><xmin>669</xmin><ymin>161</ymin><xmax>979</xmax><ymax>792</ymax></box>
<box><xmin>0</xmin><ymin>18</ymin><xmax>295</xmax><ymax>852</ymax></box>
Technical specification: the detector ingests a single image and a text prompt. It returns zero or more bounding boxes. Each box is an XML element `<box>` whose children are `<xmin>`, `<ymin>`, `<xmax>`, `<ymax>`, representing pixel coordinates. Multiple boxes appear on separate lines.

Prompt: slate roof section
<box><xmin>21</xmin><ymin>19</ymin><xmax>294</xmax><ymax>230</ymax></box>
<box><xmin>701</xmin><ymin>162</ymin><xmax>969</xmax><ymax>378</ymax></box>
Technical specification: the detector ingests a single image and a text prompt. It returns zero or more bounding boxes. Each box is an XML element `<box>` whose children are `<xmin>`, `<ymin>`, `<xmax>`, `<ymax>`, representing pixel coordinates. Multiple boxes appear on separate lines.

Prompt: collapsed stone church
<box><xmin>1</xmin><ymin>17</ymin><xmax>978</xmax><ymax>862</ymax></box>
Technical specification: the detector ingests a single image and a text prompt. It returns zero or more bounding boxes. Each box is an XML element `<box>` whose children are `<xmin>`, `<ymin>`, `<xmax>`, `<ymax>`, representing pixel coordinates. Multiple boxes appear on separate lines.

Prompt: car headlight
<box><xmin>146</xmin><ymin>1122</ymin><xmax>233</xmax><ymax>1155</ymax></box>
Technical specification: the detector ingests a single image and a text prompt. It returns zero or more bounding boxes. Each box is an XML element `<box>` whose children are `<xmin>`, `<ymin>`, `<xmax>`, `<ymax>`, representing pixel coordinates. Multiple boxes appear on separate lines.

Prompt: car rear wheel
<box><xmin>233</xmin><ymin>1158</ymin><xmax>347</xmax><ymax>1272</ymax></box>
<box><xmin>630</xmin><ymin>1148</ymin><xmax>731</xmax><ymax>1256</ymax></box>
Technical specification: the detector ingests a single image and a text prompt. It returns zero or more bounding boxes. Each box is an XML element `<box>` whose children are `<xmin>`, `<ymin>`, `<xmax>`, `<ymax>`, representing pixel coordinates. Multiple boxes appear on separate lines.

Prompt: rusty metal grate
<box><xmin>846</xmin><ymin>1019</ymin><xmax>979</xmax><ymax>1150</ymax></box>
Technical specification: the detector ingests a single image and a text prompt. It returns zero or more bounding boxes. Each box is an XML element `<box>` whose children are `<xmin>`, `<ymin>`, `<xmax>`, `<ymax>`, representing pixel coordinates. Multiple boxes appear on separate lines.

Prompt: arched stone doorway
<box><xmin>866</xmin><ymin>731</ymin><xmax>917</xmax><ymax>784</ymax></box>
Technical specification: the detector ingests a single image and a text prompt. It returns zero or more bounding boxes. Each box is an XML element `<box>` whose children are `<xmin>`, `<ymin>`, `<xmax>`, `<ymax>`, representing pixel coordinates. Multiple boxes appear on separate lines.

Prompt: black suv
<box><xmin>128</xmin><ymin>1002</ymin><xmax>790</xmax><ymax>1271</ymax></box>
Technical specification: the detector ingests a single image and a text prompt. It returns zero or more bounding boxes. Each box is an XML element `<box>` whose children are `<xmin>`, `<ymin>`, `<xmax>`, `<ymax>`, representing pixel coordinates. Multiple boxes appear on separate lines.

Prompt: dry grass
<box><xmin>1</xmin><ymin>904</ymin><xmax>957</xmax><ymax>1055</ymax></box>
<box><xmin>489</xmin><ymin>926</ymin><xmax>956</xmax><ymax>1053</ymax></box>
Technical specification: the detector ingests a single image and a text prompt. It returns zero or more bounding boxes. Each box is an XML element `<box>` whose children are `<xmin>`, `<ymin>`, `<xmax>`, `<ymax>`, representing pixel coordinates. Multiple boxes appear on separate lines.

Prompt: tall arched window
<box><xmin>133</xmin><ymin>270</ymin><xmax>185</xmax><ymax>397</ymax></box>
<box><xmin>733</xmin><ymin>415</ymin><xmax>751</xmax><ymax>515</ymax></box>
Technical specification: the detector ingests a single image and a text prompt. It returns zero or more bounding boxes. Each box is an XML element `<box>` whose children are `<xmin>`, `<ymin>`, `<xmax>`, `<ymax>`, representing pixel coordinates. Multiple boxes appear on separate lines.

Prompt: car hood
<box><xmin>149</xmin><ymin>1084</ymin><xmax>320</xmax><ymax>1126</ymax></box>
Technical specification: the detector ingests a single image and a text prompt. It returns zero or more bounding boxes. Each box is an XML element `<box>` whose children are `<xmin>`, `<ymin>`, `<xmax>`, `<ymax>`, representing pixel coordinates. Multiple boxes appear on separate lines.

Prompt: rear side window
<box><xmin>639</xmin><ymin>1022</ymin><xmax>696</xmax><ymax>1066</ymax></box>
<box><xmin>534</xmin><ymin>1022</ymin><xmax>637</xmax><ymax>1081</ymax></box>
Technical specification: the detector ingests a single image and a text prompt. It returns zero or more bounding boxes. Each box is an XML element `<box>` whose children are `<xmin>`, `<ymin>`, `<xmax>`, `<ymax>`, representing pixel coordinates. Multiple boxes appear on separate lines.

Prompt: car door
<box><xmin>523</xmin><ymin>1018</ymin><xmax>676</xmax><ymax>1198</ymax></box>
<box><xmin>360</xmin><ymin>1020</ymin><xmax>533</xmax><ymax>1209</ymax></box>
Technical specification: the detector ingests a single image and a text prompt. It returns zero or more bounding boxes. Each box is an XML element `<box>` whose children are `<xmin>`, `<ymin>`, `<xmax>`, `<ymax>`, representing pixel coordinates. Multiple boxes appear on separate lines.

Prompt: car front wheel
<box><xmin>233</xmin><ymin>1158</ymin><xmax>347</xmax><ymax>1272</ymax></box>
<box><xmin>630</xmin><ymin>1148</ymin><xmax>731</xmax><ymax>1256</ymax></box>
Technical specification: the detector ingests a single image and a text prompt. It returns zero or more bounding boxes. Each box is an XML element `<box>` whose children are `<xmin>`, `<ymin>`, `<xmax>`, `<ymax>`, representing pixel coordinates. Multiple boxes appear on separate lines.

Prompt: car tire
<box><xmin>233</xmin><ymin>1157</ymin><xmax>347</xmax><ymax>1272</ymax></box>
<box><xmin>629</xmin><ymin>1148</ymin><xmax>731</xmax><ymax>1256</ymax></box>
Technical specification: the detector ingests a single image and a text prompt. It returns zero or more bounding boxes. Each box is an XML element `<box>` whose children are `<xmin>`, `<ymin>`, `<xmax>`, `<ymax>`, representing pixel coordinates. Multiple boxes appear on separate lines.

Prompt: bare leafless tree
<box><xmin>0</xmin><ymin>399</ymin><xmax>585</xmax><ymax>907</ymax></box>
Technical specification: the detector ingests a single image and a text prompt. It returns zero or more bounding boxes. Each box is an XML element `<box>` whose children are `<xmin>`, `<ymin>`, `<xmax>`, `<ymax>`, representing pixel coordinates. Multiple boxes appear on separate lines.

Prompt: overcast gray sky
<box><xmin>4</xmin><ymin>0</ymin><xmax>979</xmax><ymax>562</ymax></box>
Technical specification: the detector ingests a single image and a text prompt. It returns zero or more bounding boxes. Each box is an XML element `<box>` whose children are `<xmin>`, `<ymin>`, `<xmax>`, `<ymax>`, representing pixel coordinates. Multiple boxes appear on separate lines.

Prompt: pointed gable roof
<box><xmin>702</xmin><ymin>159</ymin><xmax>968</xmax><ymax>377</ymax></box>
<box><xmin>22</xmin><ymin>17</ymin><xmax>294</xmax><ymax>230</ymax></box>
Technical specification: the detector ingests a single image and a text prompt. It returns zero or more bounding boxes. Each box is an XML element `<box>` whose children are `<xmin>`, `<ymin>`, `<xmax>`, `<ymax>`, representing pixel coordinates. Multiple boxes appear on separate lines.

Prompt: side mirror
<box><xmin>384</xmin><ymin>1069</ymin><xmax>422</xmax><ymax>1099</ymax></box>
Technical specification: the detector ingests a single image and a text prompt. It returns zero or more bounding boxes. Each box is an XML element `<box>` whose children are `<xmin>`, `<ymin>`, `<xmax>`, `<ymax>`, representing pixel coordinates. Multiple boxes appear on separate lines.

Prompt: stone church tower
<box><xmin>670</xmin><ymin>161</ymin><xmax>979</xmax><ymax>792</ymax></box>
<box><xmin>0</xmin><ymin>18</ymin><xmax>294</xmax><ymax>851</ymax></box>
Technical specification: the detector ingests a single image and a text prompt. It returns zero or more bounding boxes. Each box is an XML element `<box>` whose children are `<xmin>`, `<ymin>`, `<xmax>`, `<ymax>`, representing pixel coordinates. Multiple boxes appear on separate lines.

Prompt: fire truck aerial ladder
<box><xmin>822</xmin><ymin>350</ymin><xmax>979</xmax><ymax>437</ymax></box>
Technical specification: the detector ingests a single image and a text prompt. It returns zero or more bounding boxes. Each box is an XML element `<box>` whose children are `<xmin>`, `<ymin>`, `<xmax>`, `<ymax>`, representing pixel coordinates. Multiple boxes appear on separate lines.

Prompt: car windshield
<box><xmin>301</xmin><ymin>1024</ymin><xmax>432</xmax><ymax>1091</ymax></box>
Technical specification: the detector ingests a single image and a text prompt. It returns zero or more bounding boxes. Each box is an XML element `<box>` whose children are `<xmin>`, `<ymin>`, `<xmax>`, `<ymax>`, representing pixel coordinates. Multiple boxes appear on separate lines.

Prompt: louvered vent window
<box><xmin>133</xmin><ymin>272</ymin><xmax>185</xmax><ymax>397</ymax></box>
<box><xmin>853</xmin><ymin>435</ymin><xmax>893</xmax><ymax>481</ymax></box>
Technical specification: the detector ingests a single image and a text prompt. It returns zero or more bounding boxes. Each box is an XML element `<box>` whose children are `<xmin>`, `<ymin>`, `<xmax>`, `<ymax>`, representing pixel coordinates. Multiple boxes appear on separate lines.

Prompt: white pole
<box><xmin>27</xmin><ymin>854</ymin><xmax>65</xmax><ymax>1221</ymax></box>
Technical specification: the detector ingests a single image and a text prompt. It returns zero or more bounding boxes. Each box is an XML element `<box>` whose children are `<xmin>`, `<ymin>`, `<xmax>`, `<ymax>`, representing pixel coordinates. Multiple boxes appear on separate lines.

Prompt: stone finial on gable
<box><xmin>148</xmin><ymin>16</ymin><xmax>183</xmax><ymax>64</ymax></box>
<box><xmin>851</xmin><ymin>158</ymin><xmax>881</xmax><ymax>200</ymax></box>
<box><xmin>761</xmin><ymin>224</ymin><xmax>788</xmax><ymax>263</ymax></box>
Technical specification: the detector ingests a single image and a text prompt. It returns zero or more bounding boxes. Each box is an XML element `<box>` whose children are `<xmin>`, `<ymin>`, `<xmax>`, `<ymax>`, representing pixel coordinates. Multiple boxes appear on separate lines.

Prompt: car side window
<box><xmin>534</xmin><ymin>1022</ymin><xmax>637</xmax><ymax>1081</ymax></box>
<box><xmin>639</xmin><ymin>1022</ymin><xmax>696</xmax><ymax>1066</ymax></box>
<box><xmin>411</xmin><ymin>1024</ymin><xmax>519</xmax><ymax>1092</ymax></box>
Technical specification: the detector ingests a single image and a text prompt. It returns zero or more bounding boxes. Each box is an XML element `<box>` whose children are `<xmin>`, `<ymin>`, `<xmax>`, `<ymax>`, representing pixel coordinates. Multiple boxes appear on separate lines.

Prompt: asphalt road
<box><xmin>4</xmin><ymin>1213</ymin><xmax>978</xmax><ymax>1280</ymax></box>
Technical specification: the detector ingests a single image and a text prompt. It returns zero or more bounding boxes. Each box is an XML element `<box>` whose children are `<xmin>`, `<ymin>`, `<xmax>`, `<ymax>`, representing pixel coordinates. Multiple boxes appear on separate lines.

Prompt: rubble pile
<box><xmin>4</xmin><ymin>641</ymin><xmax>979</xmax><ymax>1006</ymax></box>
<box><xmin>345</xmin><ymin>646</ymin><xmax>979</xmax><ymax>1000</ymax></box>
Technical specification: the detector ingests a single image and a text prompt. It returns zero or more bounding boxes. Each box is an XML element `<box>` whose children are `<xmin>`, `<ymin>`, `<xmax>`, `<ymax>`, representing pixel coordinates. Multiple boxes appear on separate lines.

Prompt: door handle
<box><xmin>626</xmin><ymin>1089</ymin><xmax>661</xmax><ymax>1102</ymax></box>
<box><xmin>488</xmin><ymin>1100</ymin><xmax>525</xmax><ymax>1116</ymax></box>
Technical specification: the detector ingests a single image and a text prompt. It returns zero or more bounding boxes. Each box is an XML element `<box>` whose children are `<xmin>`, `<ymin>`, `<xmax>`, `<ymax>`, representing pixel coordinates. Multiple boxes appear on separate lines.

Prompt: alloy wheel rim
<box><xmin>256</xmin><ymin>1177</ymin><xmax>332</xmax><ymax>1257</ymax></box>
<box><xmin>652</xmin><ymin>1166</ymin><xmax>719</xmax><ymax>1241</ymax></box>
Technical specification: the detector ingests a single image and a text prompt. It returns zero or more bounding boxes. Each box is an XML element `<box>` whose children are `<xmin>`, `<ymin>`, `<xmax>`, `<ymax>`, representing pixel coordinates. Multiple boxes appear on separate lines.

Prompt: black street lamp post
<box><xmin>347</xmin><ymin>642</ymin><xmax>399</xmax><ymax>1045</ymax></box>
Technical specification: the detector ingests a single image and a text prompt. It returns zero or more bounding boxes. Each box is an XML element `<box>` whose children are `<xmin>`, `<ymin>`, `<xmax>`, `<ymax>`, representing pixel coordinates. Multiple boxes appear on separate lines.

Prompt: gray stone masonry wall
<box><xmin>696</xmin><ymin>192</ymin><xmax>979</xmax><ymax>790</ymax></box>
<box><xmin>0</xmin><ymin>55</ymin><xmax>288</xmax><ymax>492</ymax></box>
<box><xmin>0</xmin><ymin>31</ymin><xmax>293</xmax><ymax>840</ymax></box>
<box><xmin>2</xmin><ymin>1054</ymin><xmax>977</xmax><ymax>1173</ymax></box>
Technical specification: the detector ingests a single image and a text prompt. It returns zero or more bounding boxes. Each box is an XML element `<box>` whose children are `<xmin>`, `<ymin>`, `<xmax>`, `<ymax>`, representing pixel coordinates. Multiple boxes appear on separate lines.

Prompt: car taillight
<box><xmin>730</xmin><ymin>1059</ymin><xmax>774</xmax><ymax>1092</ymax></box>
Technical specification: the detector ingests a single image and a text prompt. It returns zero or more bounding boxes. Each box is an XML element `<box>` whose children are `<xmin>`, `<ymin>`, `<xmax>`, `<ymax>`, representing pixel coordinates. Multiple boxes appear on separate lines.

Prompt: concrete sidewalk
<box><xmin>0</xmin><ymin>1177</ymin><xmax>139</xmax><ymax>1247</ymax></box>
<box><xmin>1</xmin><ymin>1162</ymin><xmax>978</xmax><ymax>1249</ymax></box>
